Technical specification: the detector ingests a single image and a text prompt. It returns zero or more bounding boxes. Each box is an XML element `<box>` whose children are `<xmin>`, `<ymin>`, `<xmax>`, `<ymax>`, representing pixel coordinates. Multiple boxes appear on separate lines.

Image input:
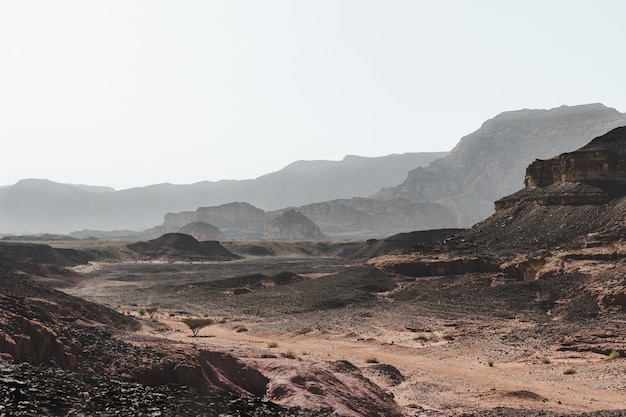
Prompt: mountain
<box><xmin>0</xmin><ymin>153</ymin><xmax>445</xmax><ymax>235</ymax></box>
<box><xmin>376</xmin><ymin>103</ymin><xmax>626</xmax><ymax>227</ymax></box>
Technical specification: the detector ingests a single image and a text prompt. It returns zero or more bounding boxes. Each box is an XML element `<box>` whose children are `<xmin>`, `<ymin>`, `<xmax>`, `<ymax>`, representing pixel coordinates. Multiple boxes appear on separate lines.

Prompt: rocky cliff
<box><xmin>495</xmin><ymin>126</ymin><xmax>626</xmax><ymax>212</ymax></box>
<box><xmin>263</xmin><ymin>210</ymin><xmax>326</xmax><ymax>240</ymax></box>
<box><xmin>524</xmin><ymin>126</ymin><xmax>626</xmax><ymax>189</ymax></box>
<box><xmin>376</xmin><ymin>103</ymin><xmax>626</xmax><ymax>227</ymax></box>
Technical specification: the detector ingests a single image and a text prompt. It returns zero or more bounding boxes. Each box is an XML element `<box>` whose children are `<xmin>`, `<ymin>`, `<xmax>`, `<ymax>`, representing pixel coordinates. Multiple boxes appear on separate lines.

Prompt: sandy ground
<box><xmin>129</xmin><ymin>311</ymin><xmax>626</xmax><ymax>416</ymax></box>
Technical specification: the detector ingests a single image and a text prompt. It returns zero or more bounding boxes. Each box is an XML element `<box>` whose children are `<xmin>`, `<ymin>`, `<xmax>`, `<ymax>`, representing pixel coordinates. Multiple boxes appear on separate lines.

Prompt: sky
<box><xmin>1</xmin><ymin>1</ymin><xmax>625</xmax><ymax>190</ymax></box>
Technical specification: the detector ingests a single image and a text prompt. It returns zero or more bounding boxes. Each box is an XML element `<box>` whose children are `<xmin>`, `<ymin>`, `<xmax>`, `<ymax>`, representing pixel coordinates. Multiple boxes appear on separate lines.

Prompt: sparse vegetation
<box><xmin>233</xmin><ymin>325</ymin><xmax>248</xmax><ymax>333</ymax></box>
<box><xmin>218</xmin><ymin>316</ymin><xmax>230</xmax><ymax>324</ymax></box>
<box><xmin>282</xmin><ymin>351</ymin><xmax>298</xmax><ymax>360</ymax></box>
<box><xmin>138</xmin><ymin>309</ymin><xmax>146</xmax><ymax>316</ymax></box>
<box><xmin>486</xmin><ymin>360</ymin><xmax>494</xmax><ymax>367</ymax></box>
<box><xmin>413</xmin><ymin>334</ymin><xmax>429</xmax><ymax>342</ymax></box>
<box><xmin>145</xmin><ymin>306</ymin><xmax>159</xmax><ymax>319</ymax></box>
<box><xmin>405</xmin><ymin>403</ymin><xmax>420</xmax><ymax>409</ymax></box>
<box><xmin>365</xmin><ymin>356</ymin><xmax>379</xmax><ymax>364</ymax></box>
<box><xmin>441</xmin><ymin>332</ymin><xmax>455</xmax><ymax>341</ymax></box>
<box><xmin>606</xmin><ymin>350</ymin><xmax>621</xmax><ymax>360</ymax></box>
<box><xmin>181</xmin><ymin>317</ymin><xmax>215</xmax><ymax>337</ymax></box>
<box><xmin>267</xmin><ymin>341</ymin><xmax>279</xmax><ymax>348</ymax></box>
<box><xmin>538</xmin><ymin>356</ymin><xmax>551</xmax><ymax>364</ymax></box>
<box><xmin>563</xmin><ymin>368</ymin><xmax>577</xmax><ymax>375</ymax></box>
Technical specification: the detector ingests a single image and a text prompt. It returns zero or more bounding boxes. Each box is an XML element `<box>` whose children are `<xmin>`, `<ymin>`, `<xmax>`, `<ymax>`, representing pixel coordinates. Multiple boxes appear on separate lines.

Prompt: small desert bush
<box><xmin>267</xmin><ymin>341</ymin><xmax>279</xmax><ymax>348</ymax></box>
<box><xmin>486</xmin><ymin>360</ymin><xmax>494</xmax><ymax>367</ymax></box>
<box><xmin>405</xmin><ymin>403</ymin><xmax>420</xmax><ymax>409</ymax></box>
<box><xmin>538</xmin><ymin>356</ymin><xmax>551</xmax><ymax>364</ymax></box>
<box><xmin>145</xmin><ymin>306</ymin><xmax>159</xmax><ymax>319</ymax></box>
<box><xmin>233</xmin><ymin>325</ymin><xmax>248</xmax><ymax>333</ymax></box>
<box><xmin>218</xmin><ymin>316</ymin><xmax>230</xmax><ymax>324</ymax></box>
<box><xmin>365</xmin><ymin>356</ymin><xmax>379</xmax><ymax>364</ymax></box>
<box><xmin>282</xmin><ymin>351</ymin><xmax>298</xmax><ymax>360</ymax></box>
<box><xmin>441</xmin><ymin>332</ymin><xmax>455</xmax><ymax>341</ymax></box>
<box><xmin>413</xmin><ymin>334</ymin><xmax>428</xmax><ymax>342</ymax></box>
<box><xmin>181</xmin><ymin>317</ymin><xmax>215</xmax><ymax>337</ymax></box>
<box><xmin>563</xmin><ymin>368</ymin><xmax>576</xmax><ymax>375</ymax></box>
<box><xmin>606</xmin><ymin>350</ymin><xmax>621</xmax><ymax>360</ymax></box>
<box><xmin>138</xmin><ymin>309</ymin><xmax>146</xmax><ymax>316</ymax></box>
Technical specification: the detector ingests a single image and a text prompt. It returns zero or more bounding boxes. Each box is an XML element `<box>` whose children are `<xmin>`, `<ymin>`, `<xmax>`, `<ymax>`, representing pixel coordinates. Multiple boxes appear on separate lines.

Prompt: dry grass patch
<box><xmin>538</xmin><ymin>356</ymin><xmax>551</xmax><ymax>364</ymax></box>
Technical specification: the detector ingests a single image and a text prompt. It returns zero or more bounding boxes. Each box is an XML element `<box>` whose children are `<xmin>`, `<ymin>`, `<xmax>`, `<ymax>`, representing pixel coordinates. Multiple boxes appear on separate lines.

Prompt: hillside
<box><xmin>376</xmin><ymin>103</ymin><xmax>626</xmax><ymax>227</ymax></box>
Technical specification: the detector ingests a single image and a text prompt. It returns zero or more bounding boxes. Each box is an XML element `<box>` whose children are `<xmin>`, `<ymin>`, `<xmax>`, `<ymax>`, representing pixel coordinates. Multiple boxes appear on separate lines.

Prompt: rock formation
<box><xmin>263</xmin><ymin>210</ymin><xmax>326</xmax><ymax>240</ymax></box>
<box><xmin>178</xmin><ymin>221</ymin><xmax>226</xmax><ymax>241</ymax></box>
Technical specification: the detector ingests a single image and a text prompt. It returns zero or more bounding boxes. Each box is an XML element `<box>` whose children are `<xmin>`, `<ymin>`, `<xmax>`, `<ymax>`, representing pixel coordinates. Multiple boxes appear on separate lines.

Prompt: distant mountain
<box><xmin>0</xmin><ymin>153</ymin><xmax>444</xmax><ymax>234</ymax></box>
<box><xmin>376</xmin><ymin>103</ymin><xmax>626</xmax><ymax>226</ymax></box>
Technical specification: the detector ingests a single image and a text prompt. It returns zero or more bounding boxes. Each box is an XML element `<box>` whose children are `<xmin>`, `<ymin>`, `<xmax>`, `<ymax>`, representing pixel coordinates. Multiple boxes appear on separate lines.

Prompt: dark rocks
<box><xmin>0</xmin><ymin>361</ymin><xmax>337</xmax><ymax>417</ymax></box>
<box><xmin>126</xmin><ymin>233</ymin><xmax>241</xmax><ymax>262</ymax></box>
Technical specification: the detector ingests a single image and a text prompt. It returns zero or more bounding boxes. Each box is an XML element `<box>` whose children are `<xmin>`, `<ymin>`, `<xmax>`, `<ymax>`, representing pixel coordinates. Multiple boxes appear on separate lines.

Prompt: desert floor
<box><xmin>59</xmin><ymin>251</ymin><xmax>626</xmax><ymax>416</ymax></box>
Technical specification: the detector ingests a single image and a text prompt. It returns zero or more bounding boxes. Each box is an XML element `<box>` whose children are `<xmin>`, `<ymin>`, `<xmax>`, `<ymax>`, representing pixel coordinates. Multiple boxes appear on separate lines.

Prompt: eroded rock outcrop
<box><xmin>496</xmin><ymin>126</ymin><xmax>626</xmax><ymax>211</ymax></box>
<box><xmin>525</xmin><ymin>126</ymin><xmax>626</xmax><ymax>189</ymax></box>
<box><xmin>178</xmin><ymin>221</ymin><xmax>226</xmax><ymax>241</ymax></box>
<box><xmin>263</xmin><ymin>210</ymin><xmax>326</xmax><ymax>240</ymax></box>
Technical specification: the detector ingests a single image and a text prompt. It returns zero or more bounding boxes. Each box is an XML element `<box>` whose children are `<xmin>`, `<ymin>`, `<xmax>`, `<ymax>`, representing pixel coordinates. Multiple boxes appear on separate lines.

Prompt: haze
<box><xmin>1</xmin><ymin>0</ymin><xmax>625</xmax><ymax>190</ymax></box>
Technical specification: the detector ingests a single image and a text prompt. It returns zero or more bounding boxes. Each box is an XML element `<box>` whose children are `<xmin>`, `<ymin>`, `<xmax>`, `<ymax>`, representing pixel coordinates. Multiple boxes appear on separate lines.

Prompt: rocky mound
<box><xmin>126</xmin><ymin>233</ymin><xmax>241</xmax><ymax>261</ymax></box>
<box><xmin>178</xmin><ymin>221</ymin><xmax>226</xmax><ymax>241</ymax></box>
<box><xmin>264</xmin><ymin>210</ymin><xmax>326</xmax><ymax>240</ymax></box>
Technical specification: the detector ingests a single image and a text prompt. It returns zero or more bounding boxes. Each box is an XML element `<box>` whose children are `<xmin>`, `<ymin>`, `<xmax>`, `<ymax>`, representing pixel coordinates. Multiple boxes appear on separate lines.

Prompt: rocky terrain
<box><xmin>3</xmin><ymin>123</ymin><xmax>626</xmax><ymax>416</ymax></box>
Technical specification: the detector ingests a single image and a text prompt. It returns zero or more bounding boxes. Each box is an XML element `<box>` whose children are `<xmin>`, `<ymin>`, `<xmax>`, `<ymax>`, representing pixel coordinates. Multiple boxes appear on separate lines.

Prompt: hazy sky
<box><xmin>1</xmin><ymin>1</ymin><xmax>625</xmax><ymax>190</ymax></box>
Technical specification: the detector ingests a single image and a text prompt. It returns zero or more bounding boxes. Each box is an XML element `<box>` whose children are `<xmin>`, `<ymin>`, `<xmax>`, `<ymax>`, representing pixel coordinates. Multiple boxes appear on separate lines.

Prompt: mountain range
<box><xmin>0</xmin><ymin>153</ymin><xmax>445</xmax><ymax>235</ymax></box>
<box><xmin>1</xmin><ymin>103</ymin><xmax>625</xmax><ymax>238</ymax></box>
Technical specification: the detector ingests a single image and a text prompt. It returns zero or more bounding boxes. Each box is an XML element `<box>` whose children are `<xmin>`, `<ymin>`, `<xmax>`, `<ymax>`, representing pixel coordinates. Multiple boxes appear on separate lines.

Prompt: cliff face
<box><xmin>263</xmin><ymin>210</ymin><xmax>326</xmax><ymax>240</ymax></box>
<box><xmin>377</xmin><ymin>104</ymin><xmax>626</xmax><ymax>226</ymax></box>
<box><xmin>525</xmin><ymin>126</ymin><xmax>626</xmax><ymax>188</ymax></box>
<box><xmin>495</xmin><ymin>126</ymin><xmax>626</xmax><ymax>212</ymax></box>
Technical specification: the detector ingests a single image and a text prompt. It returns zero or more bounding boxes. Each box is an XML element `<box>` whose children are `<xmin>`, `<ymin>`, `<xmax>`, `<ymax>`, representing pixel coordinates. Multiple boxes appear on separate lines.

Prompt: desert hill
<box><xmin>376</xmin><ymin>103</ymin><xmax>626</xmax><ymax>227</ymax></box>
<box><xmin>0</xmin><ymin>153</ymin><xmax>443</xmax><ymax>235</ymax></box>
<box><xmin>263</xmin><ymin>210</ymin><xmax>327</xmax><ymax>240</ymax></box>
<box><xmin>126</xmin><ymin>233</ymin><xmax>241</xmax><ymax>262</ymax></box>
<box><xmin>178</xmin><ymin>221</ymin><xmax>226</xmax><ymax>241</ymax></box>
